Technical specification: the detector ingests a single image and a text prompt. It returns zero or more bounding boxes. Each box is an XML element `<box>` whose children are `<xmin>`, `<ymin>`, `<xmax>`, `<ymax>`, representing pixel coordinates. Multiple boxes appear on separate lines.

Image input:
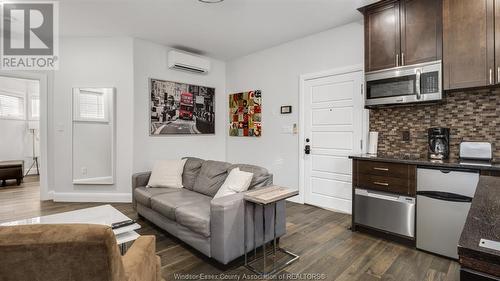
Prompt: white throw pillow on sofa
<box><xmin>214</xmin><ymin>167</ymin><xmax>253</xmax><ymax>198</ymax></box>
<box><xmin>147</xmin><ymin>159</ymin><xmax>187</xmax><ymax>188</ymax></box>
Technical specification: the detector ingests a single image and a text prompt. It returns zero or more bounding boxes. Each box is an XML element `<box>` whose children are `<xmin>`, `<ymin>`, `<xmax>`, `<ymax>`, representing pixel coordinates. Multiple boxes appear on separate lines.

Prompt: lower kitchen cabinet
<box><xmin>354</xmin><ymin>160</ymin><xmax>416</xmax><ymax>196</ymax></box>
<box><xmin>460</xmin><ymin>267</ymin><xmax>500</xmax><ymax>281</ymax></box>
<box><xmin>351</xmin><ymin>159</ymin><xmax>417</xmax><ymax>243</ymax></box>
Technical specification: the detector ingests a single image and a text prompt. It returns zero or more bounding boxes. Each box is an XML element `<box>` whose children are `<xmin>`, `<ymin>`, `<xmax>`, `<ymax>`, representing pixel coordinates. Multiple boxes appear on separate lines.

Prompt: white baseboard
<box><xmin>286</xmin><ymin>195</ymin><xmax>303</xmax><ymax>204</ymax></box>
<box><xmin>46</xmin><ymin>190</ymin><xmax>55</xmax><ymax>200</ymax></box>
<box><xmin>52</xmin><ymin>192</ymin><xmax>132</xmax><ymax>203</ymax></box>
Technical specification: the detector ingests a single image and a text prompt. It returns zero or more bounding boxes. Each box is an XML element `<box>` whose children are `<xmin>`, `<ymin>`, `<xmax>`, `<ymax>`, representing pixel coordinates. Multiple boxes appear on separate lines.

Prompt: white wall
<box><xmin>225</xmin><ymin>22</ymin><xmax>364</xmax><ymax>192</ymax></box>
<box><xmin>132</xmin><ymin>39</ymin><xmax>226</xmax><ymax>172</ymax></box>
<box><xmin>51</xmin><ymin>37</ymin><xmax>134</xmax><ymax>202</ymax></box>
<box><xmin>0</xmin><ymin>119</ymin><xmax>37</xmax><ymax>173</ymax></box>
<box><xmin>46</xmin><ymin>22</ymin><xmax>362</xmax><ymax>202</ymax></box>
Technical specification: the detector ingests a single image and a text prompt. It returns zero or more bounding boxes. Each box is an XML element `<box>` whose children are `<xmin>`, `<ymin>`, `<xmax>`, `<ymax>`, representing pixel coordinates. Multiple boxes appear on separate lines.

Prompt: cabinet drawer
<box><xmin>358</xmin><ymin>160</ymin><xmax>409</xmax><ymax>178</ymax></box>
<box><xmin>358</xmin><ymin>173</ymin><xmax>412</xmax><ymax>195</ymax></box>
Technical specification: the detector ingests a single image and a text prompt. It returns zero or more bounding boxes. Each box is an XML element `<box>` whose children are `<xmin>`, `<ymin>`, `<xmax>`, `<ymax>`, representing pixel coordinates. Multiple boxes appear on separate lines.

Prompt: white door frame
<box><xmin>0</xmin><ymin>71</ymin><xmax>50</xmax><ymax>200</ymax></box>
<box><xmin>297</xmin><ymin>65</ymin><xmax>368</xmax><ymax>205</ymax></box>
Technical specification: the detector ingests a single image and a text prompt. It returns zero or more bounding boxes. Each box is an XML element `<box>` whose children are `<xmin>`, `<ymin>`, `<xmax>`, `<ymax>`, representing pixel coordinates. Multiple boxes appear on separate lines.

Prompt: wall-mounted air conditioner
<box><xmin>167</xmin><ymin>50</ymin><xmax>210</xmax><ymax>74</ymax></box>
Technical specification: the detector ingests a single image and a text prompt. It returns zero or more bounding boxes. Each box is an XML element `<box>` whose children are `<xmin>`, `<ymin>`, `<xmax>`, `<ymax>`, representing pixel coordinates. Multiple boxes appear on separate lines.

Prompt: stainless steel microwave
<box><xmin>365</xmin><ymin>60</ymin><xmax>442</xmax><ymax>107</ymax></box>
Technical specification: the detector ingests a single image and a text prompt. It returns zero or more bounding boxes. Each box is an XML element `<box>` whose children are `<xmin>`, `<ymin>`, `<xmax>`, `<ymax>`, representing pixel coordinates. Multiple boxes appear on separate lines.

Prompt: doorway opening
<box><xmin>0</xmin><ymin>75</ymin><xmax>42</xmax><ymax>197</ymax></box>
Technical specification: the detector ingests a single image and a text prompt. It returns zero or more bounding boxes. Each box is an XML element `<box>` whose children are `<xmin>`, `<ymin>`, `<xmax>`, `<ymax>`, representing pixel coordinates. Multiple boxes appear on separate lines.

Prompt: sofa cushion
<box><xmin>193</xmin><ymin>160</ymin><xmax>232</xmax><ymax>197</ymax></box>
<box><xmin>147</xmin><ymin>159</ymin><xmax>187</xmax><ymax>188</ymax></box>
<box><xmin>175</xmin><ymin>200</ymin><xmax>211</xmax><ymax>237</ymax></box>
<box><xmin>181</xmin><ymin>157</ymin><xmax>205</xmax><ymax>190</ymax></box>
<box><xmin>228</xmin><ymin>164</ymin><xmax>272</xmax><ymax>189</ymax></box>
<box><xmin>213</xmin><ymin>168</ymin><xmax>253</xmax><ymax>199</ymax></box>
<box><xmin>134</xmin><ymin>186</ymin><xmax>181</xmax><ymax>208</ymax></box>
<box><xmin>150</xmin><ymin>189</ymin><xmax>211</xmax><ymax>221</ymax></box>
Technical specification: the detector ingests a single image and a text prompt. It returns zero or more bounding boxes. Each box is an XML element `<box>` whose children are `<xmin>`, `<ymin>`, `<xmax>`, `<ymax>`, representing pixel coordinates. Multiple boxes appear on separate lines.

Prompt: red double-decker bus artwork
<box><xmin>179</xmin><ymin>92</ymin><xmax>194</xmax><ymax>120</ymax></box>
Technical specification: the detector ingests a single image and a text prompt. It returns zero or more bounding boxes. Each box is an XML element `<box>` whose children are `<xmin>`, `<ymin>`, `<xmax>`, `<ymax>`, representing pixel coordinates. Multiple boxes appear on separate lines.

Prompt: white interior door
<box><xmin>302</xmin><ymin>70</ymin><xmax>364</xmax><ymax>214</ymax></box>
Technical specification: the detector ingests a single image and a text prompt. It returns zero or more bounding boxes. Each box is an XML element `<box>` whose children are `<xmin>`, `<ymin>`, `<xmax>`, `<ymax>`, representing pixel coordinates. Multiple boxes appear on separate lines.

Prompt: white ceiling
<box><xmin>59</xmin><ymin>0</ymin><xmax>377</xmax><ymax>61</ymax></box>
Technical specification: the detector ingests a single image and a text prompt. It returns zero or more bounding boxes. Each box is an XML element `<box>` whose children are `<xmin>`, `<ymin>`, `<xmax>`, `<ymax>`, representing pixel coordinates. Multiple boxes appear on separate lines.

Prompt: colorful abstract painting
<box><xmin>229</xmin><ymin>90</ymin><xmax>262</xmax><ymax>137</ymax></box>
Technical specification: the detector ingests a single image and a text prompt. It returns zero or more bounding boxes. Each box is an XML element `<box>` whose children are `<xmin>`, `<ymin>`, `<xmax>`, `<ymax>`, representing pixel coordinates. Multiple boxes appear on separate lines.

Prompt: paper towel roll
<box><xmin>368</xmin><ymin>132</ymin><xmax>378</xmax><ymax>155</ymax></box>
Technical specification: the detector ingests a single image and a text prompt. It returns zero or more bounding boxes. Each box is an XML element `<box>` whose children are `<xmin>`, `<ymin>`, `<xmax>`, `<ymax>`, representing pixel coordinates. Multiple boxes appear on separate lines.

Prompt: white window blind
<box><xmin>78</xmin><ymin>91</ymin><xmax>105</xmax><ymax>120</ymax></box>
<box><xmin>0</xmin><ymin>93</ymin><xmax>24</xmax><ymax>119</ymax></box>
<box><xmin>30</xmin><ymin>95</ymin><xmax>40</xmax><ymax>119</ymax></box>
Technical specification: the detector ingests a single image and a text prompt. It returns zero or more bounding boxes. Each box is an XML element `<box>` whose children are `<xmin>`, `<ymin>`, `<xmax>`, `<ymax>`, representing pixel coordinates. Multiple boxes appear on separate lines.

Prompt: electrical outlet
<box><xmin>402</xmin><ymin>131</ymin><xmax>410</xmax><ymax>141</ymax></box>
<box><xmin>81</xmin><ymin>167</ymin><xmax>87</xmax><ymax>176</ymax></box>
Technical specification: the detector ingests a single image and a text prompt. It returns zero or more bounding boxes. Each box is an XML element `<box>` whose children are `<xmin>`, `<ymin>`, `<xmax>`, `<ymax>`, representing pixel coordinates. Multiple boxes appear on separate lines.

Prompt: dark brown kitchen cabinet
<box><xmin>360</xmin><ymin>0</ymin><xmax>442</xmax><ymax>73</ymax></box>
<box><xmin>353</xmin><ymin>160</ymin><xmax>416</xmax><ymax>196</ymax></box>
<box><xmin>443</xmin><ymin>0</ymin><xmax>495</xmax><ymax>90</ymax></box>
<box><xmin>363</xmin><ymin>1</ymin><xmax>401</xmax><ymax>72</ymax></box>
<box><xmin>495</xmin><ymin>0</ymin><xmax>500</xmax><ymax>84</ymax></box>
<box><xmin>400</xmin><ymin>0</ymin><xmax>442</xmax><ymax>66</ymax></box>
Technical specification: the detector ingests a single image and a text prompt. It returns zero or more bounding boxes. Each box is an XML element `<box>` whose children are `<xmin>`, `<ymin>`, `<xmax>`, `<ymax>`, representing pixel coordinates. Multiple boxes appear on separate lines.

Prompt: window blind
<box><xmin>79</xmin><ymin>91</ymin><xmax>105</xmax><ymax>120</ymax></box>
<box><xmin>0</xmin><ymin>93</ymin><xmax>24</xmax><ymax>119</ymax></box>
<box><xmin>30</xmin><ymin>95</ymin><xmax>40</xmax><ymax>119</ymax></box>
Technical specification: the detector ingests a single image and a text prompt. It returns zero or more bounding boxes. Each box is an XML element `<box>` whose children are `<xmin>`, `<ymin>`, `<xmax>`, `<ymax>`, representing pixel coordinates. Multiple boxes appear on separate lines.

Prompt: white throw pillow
<box><xmin>147</xmin><ymin>159</ymin><xmax>187</xmax><ymax>188</ymax></box>
<box><xmin>213</xmin><ymin>168</ymin><xmax>253</xmax><ymax>198</ymax></box>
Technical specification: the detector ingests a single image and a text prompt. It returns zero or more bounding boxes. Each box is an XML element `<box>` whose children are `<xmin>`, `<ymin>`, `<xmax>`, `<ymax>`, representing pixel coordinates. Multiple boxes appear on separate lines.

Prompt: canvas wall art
<box><xmin>229</xmin><ymin>90</ymin><xmax>262</xmax><ymax>137</ymax></box>
<box><xmin>150</xmin><ymin>78</ymin><xmax>215</xmax><ymax>135</ymax></box>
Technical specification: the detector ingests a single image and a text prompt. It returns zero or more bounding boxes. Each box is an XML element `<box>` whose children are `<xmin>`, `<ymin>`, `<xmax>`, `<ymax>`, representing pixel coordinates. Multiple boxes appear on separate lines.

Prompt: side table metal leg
<box><xmin>253</xmin><ymin>204</ymin><xmax>256</xmax><ymax>259</ymax></box>
<box><xmin>262</xmin><ymin>204</ymin><xmax>266</xmax><ymax>275</ymax></box>
<box><xmin>244</xmin><ymin>200</ymin><xmax>247</xmax><ymax>266</ymax></box>
<box><xmin>273</xmin><ymin>202</ymin><xmax>277</xmax><ymax>271</ymax></box>
<box><xmin>274</xmin><ymin>202</ymin><xmax>277</xmax><ymax>256</ymax></box>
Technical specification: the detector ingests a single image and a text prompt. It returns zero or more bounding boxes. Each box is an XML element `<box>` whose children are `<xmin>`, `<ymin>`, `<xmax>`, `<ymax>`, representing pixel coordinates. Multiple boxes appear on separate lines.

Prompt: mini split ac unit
<box><xmin>168</xmin><ymin>50</ymin><xmax>210</xmax><ymax>74</ymax></box>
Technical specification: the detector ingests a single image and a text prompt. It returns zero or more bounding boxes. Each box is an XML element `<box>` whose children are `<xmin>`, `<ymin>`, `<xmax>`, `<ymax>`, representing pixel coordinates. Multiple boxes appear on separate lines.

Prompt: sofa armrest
<box><xmin>132</xmin><ymin>172</ymin><xmax>151</xmax><ymax>208</ymax></box>
<box><xmin>132</xmin><ymin>172</ymin><xmax>151</xmax><ymax>189</ymax></box>
<box><xmin>122</xmin><ymin>235</ymin><xmax>159</xmax><ymax>281</ymax></box>
<box><xmin>210</xmin><ymin>190</ymin><xmax>286</xmax><ymax>265</ymax></box>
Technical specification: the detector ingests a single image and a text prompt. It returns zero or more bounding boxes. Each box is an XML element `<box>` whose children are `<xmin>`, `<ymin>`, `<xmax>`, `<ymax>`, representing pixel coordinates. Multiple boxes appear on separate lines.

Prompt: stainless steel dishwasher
<box><xmin>416</xmin><ymin>168</ymin><xmax>479</xmax><ymax>259</ymax></box>
<box><xmin>354</xmin><ymin>189</ymin><xmax>415</xmax><ymax>238</ymax></box>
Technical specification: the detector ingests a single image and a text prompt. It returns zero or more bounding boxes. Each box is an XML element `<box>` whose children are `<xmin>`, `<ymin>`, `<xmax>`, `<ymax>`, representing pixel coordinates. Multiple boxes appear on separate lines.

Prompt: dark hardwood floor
<box><xmin>0</xmin><ymin>177</ymin><xmax>460</xmax><ymax>281</ymax></box>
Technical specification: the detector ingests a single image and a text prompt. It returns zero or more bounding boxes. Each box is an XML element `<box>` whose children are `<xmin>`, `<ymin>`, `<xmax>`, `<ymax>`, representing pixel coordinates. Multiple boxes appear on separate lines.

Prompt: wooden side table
<box><xmin>244</xmin><ymin>185</ymin><xmax>299</xmax><ymax>276</ymax></box>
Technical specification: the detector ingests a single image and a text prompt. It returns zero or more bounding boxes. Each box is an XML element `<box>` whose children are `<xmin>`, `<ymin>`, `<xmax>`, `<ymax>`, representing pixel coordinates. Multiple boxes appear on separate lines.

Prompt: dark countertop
<box><xmin>349</xmin><ymin>154</ymin><xmax>500</xmax><ymax>172</ymax></box>
<box><xmin>458</xmin><ymin>176</ymin><xmax>500</xmax><ymax>276</ymax></box>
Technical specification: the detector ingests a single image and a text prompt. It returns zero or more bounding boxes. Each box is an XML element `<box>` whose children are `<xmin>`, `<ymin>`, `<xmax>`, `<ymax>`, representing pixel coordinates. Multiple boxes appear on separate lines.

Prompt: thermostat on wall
<box><xmin>280</xmin><ymin>105</ymin><xmax>292</xmax><ymax>114</ymax></box>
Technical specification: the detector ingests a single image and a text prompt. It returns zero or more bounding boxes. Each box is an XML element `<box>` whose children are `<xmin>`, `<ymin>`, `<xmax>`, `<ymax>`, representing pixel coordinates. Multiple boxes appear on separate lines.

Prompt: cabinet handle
<box><xmin>373</xmin><ymin>182</ymin><xmax>389</xmax><ymax>186</ymax></box>
<box><xmin>373</xmin><ymin>167</ymin><xmax>389</xmax><ymax>171</ymax></box>
<box><xmin>401</xmin><ymin>52</ymin><xmax>405</xmax><ymax>66</ymax></box>
<box><xmin>497</xmin><ymin>67</ymin><xmax>499</xmax><ymax>83</ymax></box>
<box><xmin>396</xmin><ymin>54</ymin><xmax>399</xmax><ymax>67</ymax></box>
<box><xmin>490</xmin><ymin>69</ymin><xmax>493</xmax><ymax>85</ymax></box>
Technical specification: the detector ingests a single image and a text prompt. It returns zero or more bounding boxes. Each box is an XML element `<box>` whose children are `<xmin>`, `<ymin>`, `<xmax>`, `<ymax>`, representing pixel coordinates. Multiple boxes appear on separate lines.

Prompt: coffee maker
<box><xmin>428</xmin><ymin>128</ymin><xmax>450</xmax><ymax>160</ymax></box>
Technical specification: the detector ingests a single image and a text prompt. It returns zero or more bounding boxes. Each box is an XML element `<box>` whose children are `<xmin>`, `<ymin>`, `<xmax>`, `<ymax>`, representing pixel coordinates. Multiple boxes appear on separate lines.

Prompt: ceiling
<box><xmin>59</xmin><ymin>0</ymin><xmax>377</xmax><ymax>61</ymax></box>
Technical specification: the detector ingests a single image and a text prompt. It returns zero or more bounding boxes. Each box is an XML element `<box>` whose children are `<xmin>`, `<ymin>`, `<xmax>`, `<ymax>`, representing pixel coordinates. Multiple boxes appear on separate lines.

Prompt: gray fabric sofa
<box><xmin>131</xmin><ymin>157</ymin><xmax>286</xmax><ymax>265</ymax></box>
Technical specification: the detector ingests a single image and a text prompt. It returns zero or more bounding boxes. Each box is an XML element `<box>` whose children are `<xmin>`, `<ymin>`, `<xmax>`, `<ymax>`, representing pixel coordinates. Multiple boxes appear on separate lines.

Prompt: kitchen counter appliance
<box><xmin>354</xmin><ymin>189</ymin><xmax>415</xmax><ymax>238</ymax></box>
<box><xmin>428</xmin><ymin>128</ymin><xmax>450</xmax><ymax>160</ymax></box>
<box><xmin>365</xmin><ymin>60</ymin><xmax>442</xmax><ymax>107</ymax></box>
<box><xmin>416</xmin><ymin>168</ymin><xmax>479</xmax><ymax>259</ymax></box>
<box><xmin>459</xmin><ymin>142</ymin><xmax>492</xmax><ymax>161</ymax></box>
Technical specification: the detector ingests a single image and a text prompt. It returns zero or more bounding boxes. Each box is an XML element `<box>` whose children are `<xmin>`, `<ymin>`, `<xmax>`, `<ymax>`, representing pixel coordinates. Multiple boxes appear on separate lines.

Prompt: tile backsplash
<box><xmin>369</xmin><ymin>88</ymin><xmax>500</xmax><ymax>161</ymax></box>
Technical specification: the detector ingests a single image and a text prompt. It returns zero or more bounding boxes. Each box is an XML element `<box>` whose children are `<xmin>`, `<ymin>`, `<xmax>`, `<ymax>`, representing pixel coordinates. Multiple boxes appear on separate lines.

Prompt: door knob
<box><xmin>304</xmin><ymin>145</ymin><xmax>311</xmax><ymax>155</ymax></box>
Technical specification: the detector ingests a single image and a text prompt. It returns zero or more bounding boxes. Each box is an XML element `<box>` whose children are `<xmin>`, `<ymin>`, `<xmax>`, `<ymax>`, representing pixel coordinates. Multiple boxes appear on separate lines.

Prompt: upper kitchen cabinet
<box><xmin>443</xmin><ymin>0</ymin><xmax>495</xmax><ymax>90</ymax></box>
<box><xmin>400</xmin><ymin>0</ymin><xmax>442</xmax><ymax>66</ymax></box>
<box><xmin>362</xmin><ymin>1</ymin><xmax>401</xmax><ymax>72</ymax></box>
<box><xmin>359</xmin><ymin>0</ymin><xmax>442</xmax><ymax>73</ymax></box>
